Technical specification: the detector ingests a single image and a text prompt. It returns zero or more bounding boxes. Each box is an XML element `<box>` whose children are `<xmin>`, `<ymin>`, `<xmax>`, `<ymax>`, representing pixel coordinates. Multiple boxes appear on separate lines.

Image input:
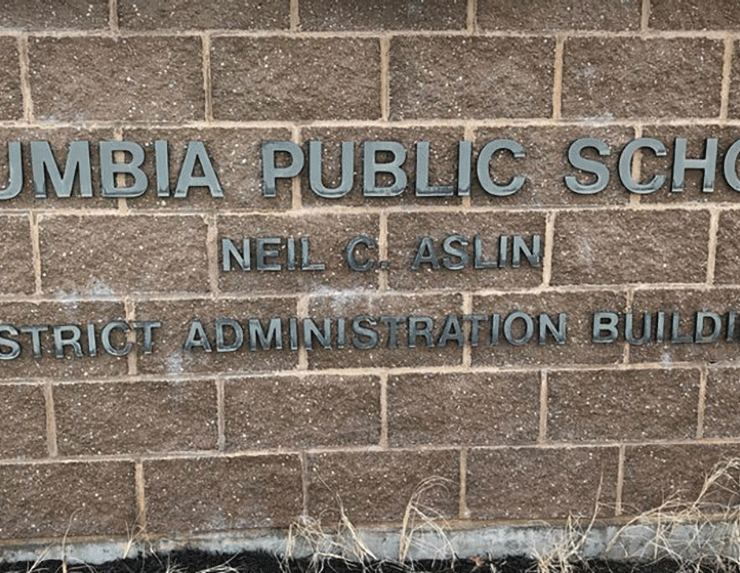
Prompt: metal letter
<box><xmin>216</xmin><ymin>319</ymin><xmax>243</xmax><ymax>352</ymax></box>
<box><xmin>184</xmin><ymin>320</ymin><xmax>213</xmax><ymax>352</ymax></box>
<box><xmin>476</xmin><ymin>139</ymin><xmax>525</xmax><ymax>196</ymax></box>
<box><xmin>248</xmin><ymin>318</ymin><xmax>283</xmax><ymax>351</ymax></box>
<box><xmin>132</xmin><ymin>320</ymin><xmax>161</xmax><ymax>354</ymax></box>
<box><xmin>345</xmin><ymin>235</ymin><xmax>377</xmax><ymax>271</ymax></box>
<box><xmin>20</xmin><ymin>325</ymin><xmax>48</xmax><ymax>359</ymax></box>
<box><xmin>100</xmin><ymin>141</ymin><xmax>148</xmax><ymax>198</ymax></box>
<box><xmin>457</xmin><ymin>140</ymin><xmax>472</xmax><ymax>196</ymax></box>
<box><xmin>363</xmin><ymin>141</ymin><xmax>407</xmax><ymax>197</ymax></box>
<box><xmin>565</xmin><ymin>138</ymin><xmax>611</xmax><ymax>194</ymax></box>
<box><xmin>539</xmin><ymin>313</ymin><xmax>566</xmax><ymax>345</ymax></box>
<box><xmin>724</xmin><ymin>140</ymin><xmax>740</xmax><ymax>191</ymax></box>
<box><xmin>442</xmin><ymin>235</ymin><xmax>469</xmax><ymax>270</ymax></box>
<box><xmin>308</xmin><ymin>140</ymin><xmax>354</xmax><ymax>198</ymax></box>
<box><xmin>0</xmin><ymin>142</ymin><xmax>22</xmax><ymax>200</ymax></box>
<box><xmin>222</xmin><ymin>238</ymin><xmax>250</xmax><ymax>272</ymax></box>
<box><xmin>261</xmin><ymin>141</ymin><xmax>304</xmax><ymax>197</ymax></box>
<box><xmin>256</xmin><ymin>237</ymin><xmax>281</xmax><ymax>271</ymax></box>
<box><xmin>503</xmin><ymin>311</ymin><xmax>534</xmax><ymax>346</ymax></box>
<box><xmin>412</xmin><ymin>237</ymin><xmax>439</xmax><ymax>270</ymax></box>
<box><xmin>437</xmin><ymin>314</ymin><xmax>464</xmax><ymax>347</ymax></box>
<box><xmin>53</xmin><ymin>325</ymin><xmax>83</xmax><ymax>358</ymax></box>
<box><xmin>32</xmin><ymin>141</ymin><xmax>92</xmax><ymax>198</ymax></box>
<box><xmin>625</xmin><ymin>312</ymin><xmax>651</xmax><ymax>345</ymax></box>
<box><xmin>672</xmin><ymin>137</ymin><xmax>717</xmax><ymax>193</ymax></box>
<box><xmin>303</xmin><ymin>318</ymin><xmax>332</xmax><ymax>350</ymax></box>
<box><xmin>416</xmin><ymin>141</ymin><xmax>454</xmax><ymax>197</ymax></box>
<box><xmin>512</xmin><ymin>235</ymin><xmax>541</xmax><ymax>267</ymax></box>
<box><xmin>408</xmin><ymin>316</ymin><xmax>434</xmax><ymax>348</ymax></box>
<box><xmin>695</xmin><ymin>311</ymin><xmax>721</xmax><ymax>343</ymax></box>
<box><xmin>592</xmin><ymin>312</ymin><xmax>619</xmax><ymax>343</ymax></box>
<box><xmin>155</xmin><ymin>140</ymin><xmax>170</xmax><ymax>197</ymax></box>
<box><xmin>618</xmin><ymin>138</ymin><xmax>666</xmax><ymax>194</ymax></box>
<box><xmin>352</xmin><ymin>316</ymin><xmax>379</xmax><ymax>349</ymax></box>
<box><xmin>101</xmin><ymin>321</ymin><xmax>132</xmax><ymax>356</ymax></box>
<box><xmin>175</xmin><ymin>141</ymin><xmax>224</xmax><ymax>198</ymax></box>
<box><xmin>0</xmin><ymin>325</ymin><xmax>20</xmax><ymax>360</ymax></box>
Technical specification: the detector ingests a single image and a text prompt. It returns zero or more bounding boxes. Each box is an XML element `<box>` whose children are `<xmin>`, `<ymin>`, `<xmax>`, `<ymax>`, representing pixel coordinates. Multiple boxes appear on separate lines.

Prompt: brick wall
<box><xmin>2</xmin><ymin>0</ymin><xmax>740</xmax><ymax>546</ymax></box>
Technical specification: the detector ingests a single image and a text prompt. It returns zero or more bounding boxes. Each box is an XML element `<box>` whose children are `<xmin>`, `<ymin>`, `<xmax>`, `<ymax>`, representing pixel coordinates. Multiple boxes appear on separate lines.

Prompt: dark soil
<box><xmin>1</xmin><ymin>550</ymin><xmax>737</xmax><ymax>573</ymax></box>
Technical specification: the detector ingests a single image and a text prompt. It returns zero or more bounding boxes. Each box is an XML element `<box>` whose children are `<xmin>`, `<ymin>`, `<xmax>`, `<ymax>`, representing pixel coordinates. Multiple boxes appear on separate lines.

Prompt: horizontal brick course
<box><xmin>0</xmin><ymin>384</ymin><xmax>47</xmax><ymax>460</ymax></box>
<box><xmin>388</xmin><ymin>371</ymin><xmax>539</xmax><ymax>446</ymax></box>
<box><xmin>144</xmin><ymin>454</ymin><xmax>302</xmax><ymax>532</ymax></box>
<box><xmin>54</xmin><ymin>380</ymin><xmax>218</xmax><ymax>455</ymax></box>
<box><xmin>0</xmin><ymin>37</ymin><xmax>22</xmax><ymax>121</ymax></box>
<box><xmin>0</xmin><ymin>0</ymin><xmax>109</xmax><ymax>30</ymax></box>
<box><xmin>551</xmin><ymin>209</ymin><xmax>711</xmax><ymax>286</ymax></box>
<box><xmin>38</xmin><ymin>215</ymin><xmax>209</xmax><ymax>296</ymax></box>
<box><xmin>703</xmin><ymin>368</ymin><xmax>740</xmax><ymax>438</ymax></box>
<box><xmin>389</xmin><ymin>37</ymin><xmax>554</xmax><ymax>120</ymax></box>
<box><xmin>300</xmin><ymin>0</ymin><xmax>466</xmax><ymax>31</ymax></box>
<box><xmin>547</xmin><ymin>368</ymin><xmax>700</xmax><ymax>442</ymax></box>
<box><xmin>298</xmin><ymin>126</ymin><xmax>465</xmax><ymax>208</ymax></box>
<box><xmin>0</xmin><ymin>215</ymin><xmax>35</xmax><ymax>295</ymax></box>
<box><xmin>122</xmin><ymin>127</ymin><xmax>293</xmax><ymax>212</ymax></box>
<box><xmin>477</xmin><ymin>0</ymin><xmax>641</xmax><ymax>31</ymax></box>
<box><xmin>211</xmin><ymin>37</ymin><xmax>381</xmax><ymax>121</ymax></box>
<box><xmin>649</xmin><ymin>0</ymin><xmax>740</xmax><ymax>31</ymax></box>
<box><xmin>307</xmin><ymin>450</ymin><xmax>459</xmax><ymax>524</ymax></box>
<box><xmin>218</xmin><ymin>213</ymin><xmax>380</xmax><ymax>293</ymax></box>
<box><xmin>29</xmin><ymin>37</ymin><xmax>204</xmax><ymax>123</ymax></box>
<box><xmin>306</xmin><ymin>293</ymin><xmax>464</xmax><ymax>370</ymax></box>
<box><xmin>0</xmin><ymin>301</ymin><xmax>129</xmax><ymax>380</ymax></box>
<box><xmin>562</xmin><ymin>38</ymin><xmax>724</xmax><ymax>119</ymax></box>
<box><xmin>118</xmin><ymin>0</ymin><xmax>290</xmax><ymax>30</ymax></box>
<box><xmin>471</xmin><ymin>290</ymin><xmax>628</xmax><ymax>367</ymax></box>
<box><xmin>629</xmin><ymin>288</ymin><xmax>740</xmax><ymax>365</ymax></box>
<box><xmin>0</xmin><ymin>461</ymin><xmax>136</xmax><ymax>539</ymax></box>
<box><xmin>387</xmin><ymin>211</ymin><xmax>546</xmax><ymax>291</ymax></box>
<box><xmin>135</xmin><ymin>298</ymin><xmax>299</xmax><ymax>376</ymax></box>
<box><xmin>472</xmin><ymin>126</ymin><xmax>635</xmax><ymax>207</ymax></box>
<box><xmin>466</xmin><ymin>446</ymin><xmax>619</xmax><ymax>520</ymax></box>
<box><xmin>224</xmin><ymin>374</ymin><xmax>381</xmax><ymax>449</ymax></box>
<box><xmin>622</xmin><ymin>444</ymin><xmax>740</xmax><ymax>512</ymax></box>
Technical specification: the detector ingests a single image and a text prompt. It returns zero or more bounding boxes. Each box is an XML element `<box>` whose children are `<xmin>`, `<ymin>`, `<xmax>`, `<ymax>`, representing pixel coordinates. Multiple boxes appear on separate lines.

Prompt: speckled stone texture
<box><xmin>29</xmin><ymin>37</ymin><xmax>204</xmax><ymax>122</ymax></box>
<box><xmin>0</xmin><ymin>384</ymin><xmax>47</xmax><ymax>460</ymax></box>
<box><xmin>0</xmin><ymin>37</ymin><xmax>22</xmax><ymax>120</ymax></box>
<box><xmin>143</xmin><ymin>455</ymin><xmax>303</xmax><ymax>532</ymax></box>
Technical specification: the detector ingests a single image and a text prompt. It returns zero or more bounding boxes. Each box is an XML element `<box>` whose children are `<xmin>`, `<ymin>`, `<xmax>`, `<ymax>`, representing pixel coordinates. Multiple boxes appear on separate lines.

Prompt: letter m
<box><xmin>31</xmin><ymin>141</ymin><xmax>93</xmax><ymax>198</ymax></box>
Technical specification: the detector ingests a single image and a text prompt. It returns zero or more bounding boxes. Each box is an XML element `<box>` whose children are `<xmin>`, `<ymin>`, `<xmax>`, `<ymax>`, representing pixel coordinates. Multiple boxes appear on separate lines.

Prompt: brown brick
<box><xmin>307</xmin><ymin>450</ymin><xmax>459</xmax><ymax>524</ymax></box>
<box><xmin>387</xmin><ymin>211</ymin><xmax>545</xmax><ymax>291</ymax></box>
<box><xmin>0</xmin><ymin>128</ymin><xmax>117</xmax><ymax>208</ymax></box>
<box><xmin>300</xmin><ymin>0</ymin><xmax>465</xmax><ymax>31</ymax></box>
<box><xmin>0</xmin><ymin>461</ymin><xmax>135</xmax><ymax>539</ymax></box>
<box><xmin>478</xmin><ymin>0</ymin><xmax>640</xmax><ymax>31</ymax></box>
<box><xmin>704</xmin><ymin>368</ymin><xmax>740</xmax><ymax>438</ymax></box>
<box><xmin>0</xmin><ymin>384</ymin><xmax>47</xmax><ymax>459</ymax></box>
<box><xmin>0</xmin><ymin>215</ymin><xmax>34</xmax><ymax>295</ymax></box>
<box><xmin>562</xmin><ymin>38</ymin><xmax>723</xmax><ymax>119</ymax></box>
<box><xmin>306</xmin><ymin>293</ymin><xmax>464</xmax><ymax>370</ymax></box>
<box><xmin>0</xmin><ymin>301</ymin><xmax>128</xmax><ymax>380</ymax></box>
<box><xmin>119</xmin><ymin>0</ymin><xmax>289</xmax><ymax>30</ymax></box>
<box><xmin>466</xmin><ymin>446</ymin><xmax>619</xmax><ymax>520</ymax></box>
<box><xmin>218</xmin><ymin>213</ymin><xmax>379</xmax><ymax>294</ymax></box>
<box><xmin>388</xmin><ymin>372</ymin><xmax>539</xmax><ymax>446</ymax></box>
<box><xmin>39</xmin><ymin>215</ymin><xmax>209</xmax><ymax>296</ymax></box>
<box><xmin>225</xmin><ymin>375</ymin><xmax>380</xmax><ymax>450</ymax></box>
<box><xmin>714</xmin><ymin>211</ymin><xmax>740</xmax><ymax>284</ymax></box>
<box><xmin>299</xmin><ymin>126</ymin><xmax>465</xmax><ymax>208</ymax></box>
<box><xmin>135</xmin><ymin>298</ymin><xmax>299</xmax><ymax>376</ymax></box>
<box><xmin>211</xmin><ymin>38</ymin><xmax>380</xmax><ymax>121</ymax></box>
<box><xmin>123</xmin><ymin>128</ymin><xmax>293</xmax><ymax>212</ymax></box>
<box><xmin>547</xmin><ymin>368</ymin><xmax>700</xmax><ymax>442</ymax></box>
<box><xmin>55</xmin><ymin>380</ymin><xmax>218</xmax><ymax>456</ymax></box>
<box><xmin>471</xmin><ymin>126</ymin><xmax>634</xmax><ymax>207</ymax></box>
<box><xmin>629</xmin><ymin>288</ymin><xmax>740</xmax><ymax>365</ymax></box>
<box><xmin>390</xmin><ymin>37</ymin><xmax>554</xmax><ymax>120</ymax></box>
<box><xmin>551</xmin><ymin>209</ymin><xmax>710</xmax><ymax>285</ymax></box>
<box><xmin>622</xmin><ymin>444</ymin><xmax>740</xmax><ymax>512</ymax></box>
<box><xmin>30</xmin><ymin>37</ymin><xmax>203</xmax><ymax>122</ymax></box>
<box><xmin>728</xmin><ymin>42</ymin><xmax>740</xmax><ymax>118</ymax></box>
<box><xmin>0</xmin><ymin>38</ymin><xmax>22</xmax><ymax>120</ymax></box>
<box><xmin>0</xmin><ymin>0</ymin><xmax>108</xmax><ymax>29</ymax></box>
<box><xmin>471</xmin><ymin>290</ymin><xmax>628</xmax><ymax>367</ymax></box>
<box><xmin>640</xmin><ymin>126</ymin><xmax>740</xmax><ymax>204</ymax></box>
<box><xmin>144</xmin><ymin>454</ymin><xmax>302</xmax><ymax>533</ymax></box>
<box><xmin>650</xmin><ymin>0</ymin><xmax>740</xmax><ymax>30</ymax></box>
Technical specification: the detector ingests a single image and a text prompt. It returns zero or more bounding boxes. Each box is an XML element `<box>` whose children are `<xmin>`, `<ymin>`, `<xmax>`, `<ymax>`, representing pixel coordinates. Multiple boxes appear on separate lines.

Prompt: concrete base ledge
<box><xmin>3</xmin><ymin>521</ymin><xmax>740</xmax><ymax>565</ymax></box>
